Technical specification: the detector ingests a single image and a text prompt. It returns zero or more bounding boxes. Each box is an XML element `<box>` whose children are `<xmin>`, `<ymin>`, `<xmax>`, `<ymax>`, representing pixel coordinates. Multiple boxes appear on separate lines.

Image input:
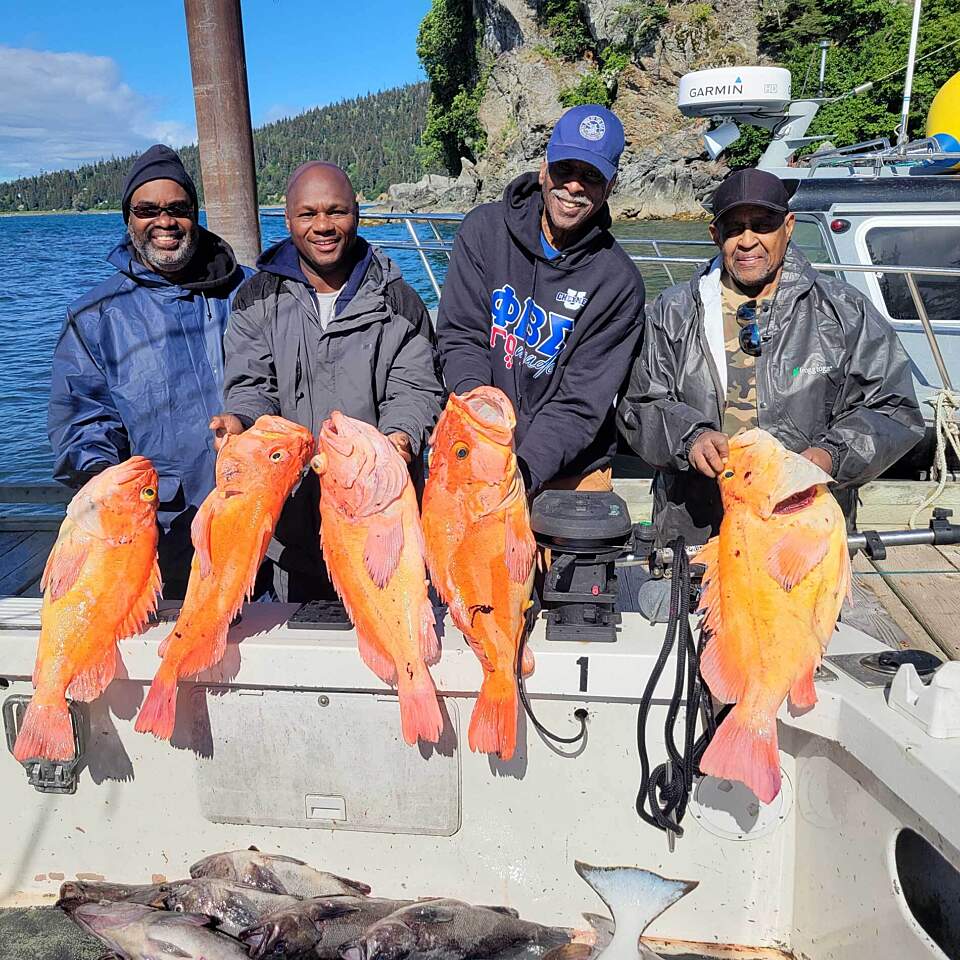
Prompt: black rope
<box><xmin>635</xmin><ymin>537</ymin><xmax>727</xmax><ymax>835</ymax></box>
<box><xmin>517</xmin><ymin>628</ymin><xmax>588</xmax><ymax>746</ymax></box>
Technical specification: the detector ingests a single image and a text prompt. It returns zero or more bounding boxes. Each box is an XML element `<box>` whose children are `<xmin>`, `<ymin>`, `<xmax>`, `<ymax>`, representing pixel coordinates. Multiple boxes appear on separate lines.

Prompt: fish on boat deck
<box><xmin>14</xmin><ymin>456</ymin><xmax>161</xmax><ymax>763</ymax></box>
<box><xmin>312</xmin><ymin>411</ymin><xmax>443</xmax><ymax>746</ymax></box>
<box><xmin>135</xmin><ymin>416</ymin><xmax>314</xmax><ymax>741</ymax></box>
<box><xmin>241</xmin><ymin>895</ymin><xmax>415</xmax><ymax>959</ymax></box>
<box><xmin>694</xmin><ymin>428</ymin><xmax>851</xmax><ymax>803</ymax></box>
<box><xmin>421</xmin><ymin>387</ymin><xmax>536</xmax><ymax>762</ymax></box>
<box><xmin>340</xmin><ymin>897</ymin><xmax>569</xmax><ymax>960</ymax></box>
<box><xmin>63</xmin><ymin>900</ymin><xmax>248</xmax><ymax>959</ymax></box>
<box><xmin>189</xmin><ymin>848</ymin><xmax>371</xmax><ymax>899</ymax></box>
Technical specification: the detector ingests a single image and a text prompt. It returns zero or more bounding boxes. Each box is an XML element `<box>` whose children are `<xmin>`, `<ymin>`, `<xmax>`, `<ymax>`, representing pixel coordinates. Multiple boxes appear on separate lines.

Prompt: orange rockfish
<box><xmin>421</xmin><ymin>387</ymin><xmax>536</xmax><ymax>761</ymax></box>
<box><xmin>696</xmin><ymin>428</ymin><xmax>851</xmax><ymax>803</ymax></box>
<box><xmin>136</xmin><ymin>416</ymin><xmax>314</xmax><ymax>741</ymax></box>
<box><xmin>312</xmin><ymin>412</ymin><xmax>443</xmax><ymax>745</ymax></box>
<box><xmin>14</xmin><ymin>458</ymin><xmax>161</xmax><ymax>761</ymax></box>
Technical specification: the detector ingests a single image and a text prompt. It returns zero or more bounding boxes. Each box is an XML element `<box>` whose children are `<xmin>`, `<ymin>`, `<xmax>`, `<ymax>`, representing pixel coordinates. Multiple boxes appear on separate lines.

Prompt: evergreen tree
<box><xmin>0</xmin><ymin>84</ymin><xmax>432</xmax><ymax>212</ymax></box>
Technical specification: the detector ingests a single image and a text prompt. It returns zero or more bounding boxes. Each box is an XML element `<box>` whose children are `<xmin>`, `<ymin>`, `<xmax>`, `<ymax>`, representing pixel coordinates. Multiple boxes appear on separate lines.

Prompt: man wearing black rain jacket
<box><xmin>437</xmin><ymin>105</ymin><xmax>645</xmax><ymax>494</ymax></box>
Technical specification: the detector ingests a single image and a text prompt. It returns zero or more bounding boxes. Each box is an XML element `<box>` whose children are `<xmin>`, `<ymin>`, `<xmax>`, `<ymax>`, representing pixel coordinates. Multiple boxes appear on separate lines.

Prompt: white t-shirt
<box><xmin>312</xmin><ymin>289</ymin><xmax>340</xmax><ymax>330</ymax></box>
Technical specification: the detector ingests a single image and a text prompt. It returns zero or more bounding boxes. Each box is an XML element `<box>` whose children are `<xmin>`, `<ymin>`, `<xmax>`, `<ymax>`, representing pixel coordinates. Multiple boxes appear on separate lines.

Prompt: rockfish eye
<box><xmin>722</xmin><ymin>469</ymin><xmax>735</xmax><ymax>479</ymax></box>
<box><xmin>140</xmin><ymin>486</ymin><xmax>157</xmax><ymax>501</ymax></box>
<box><xmin>453</xmin><ymin>442</ymin><xmax>469</xmax><ymax>460</ymax></box>
<box><xmin>270</xmin><ymin>450</ymin><xmax>285</xmax><ymax>462</ymax></box>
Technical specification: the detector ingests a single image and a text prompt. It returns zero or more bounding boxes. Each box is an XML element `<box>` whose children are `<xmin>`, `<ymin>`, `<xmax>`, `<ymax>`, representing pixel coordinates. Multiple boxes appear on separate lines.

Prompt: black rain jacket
<box><xmin>617</xmin><ymin>243</ymin><xmax>925</xmax><ymax>546</ymax></box>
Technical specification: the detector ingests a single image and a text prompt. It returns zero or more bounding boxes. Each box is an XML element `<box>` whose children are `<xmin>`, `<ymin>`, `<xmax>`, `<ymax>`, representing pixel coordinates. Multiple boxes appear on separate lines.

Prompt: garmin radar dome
<box><xmin>678</xmin><ymin>67</ymin><xmax>793</xmax><ymax>160</ymax></box>
<box><xmin>924</xmin><ymin>70</ymin><xmax>960</xmax><ymax>172</ymax></box>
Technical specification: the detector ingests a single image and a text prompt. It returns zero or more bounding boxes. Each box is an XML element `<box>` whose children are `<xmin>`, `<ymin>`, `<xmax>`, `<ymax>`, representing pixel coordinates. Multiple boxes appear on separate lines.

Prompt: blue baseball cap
<box><xmin>546</xmin><ymin>105</ymin><xmax>625</xmax><ymax>183</ymax></box>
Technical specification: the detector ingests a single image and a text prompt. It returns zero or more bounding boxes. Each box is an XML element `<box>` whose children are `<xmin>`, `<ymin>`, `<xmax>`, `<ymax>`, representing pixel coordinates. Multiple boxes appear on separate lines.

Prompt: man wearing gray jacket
<box><xmin>212</xmin><ymin>162</ymin><xmax>444</xmax><ymax>600</ymax></box>
<box><xmin>617</xmin><ymin>168</ymin><xmax>924</xmax><ymax>547</ymax></box>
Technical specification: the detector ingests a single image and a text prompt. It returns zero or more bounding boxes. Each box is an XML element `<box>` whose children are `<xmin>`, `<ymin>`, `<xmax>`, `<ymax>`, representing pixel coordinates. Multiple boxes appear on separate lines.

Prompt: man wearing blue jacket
<box><xmin>437</xmin><ymin>105</ymin><xmax>645</xmax><ymax>494</ymax></box>
<box><xmin>48</xmin><ymin>144</ymin><xmax>250</xmax><ymax>597</ymax></box>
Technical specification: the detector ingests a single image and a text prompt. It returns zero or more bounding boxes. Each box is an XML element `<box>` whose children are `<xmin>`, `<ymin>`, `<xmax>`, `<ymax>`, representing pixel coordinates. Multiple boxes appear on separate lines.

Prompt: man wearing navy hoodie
<box><xmin>212</xmin><ymin>162</ymin><xmax>444</xmax><ymax>601</ymax></box>
<box><xmin>437</xmin><ymin>105</ymin><xmax>645</xmax><ymax>494</ymax></box>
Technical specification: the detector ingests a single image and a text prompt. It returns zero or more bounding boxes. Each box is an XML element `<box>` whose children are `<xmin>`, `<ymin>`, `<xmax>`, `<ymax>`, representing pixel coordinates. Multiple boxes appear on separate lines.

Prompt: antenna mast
<box><xmin>897</xmin><ymin>0</ymin><xmax>924</xmax><ymax>146</ymax></box>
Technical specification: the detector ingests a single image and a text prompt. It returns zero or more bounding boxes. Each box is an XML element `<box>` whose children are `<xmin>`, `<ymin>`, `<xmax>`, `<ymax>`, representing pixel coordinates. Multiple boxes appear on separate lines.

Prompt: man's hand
<box><xmin>387</xmin><ymin>431</ymin><xmax>414</xmax><ymax>464</ymax></box>
<box><xmin>801</xmin><ymin>446</ymin><xmax>833</xmax><ymax>475</ymax></box>
<box><xmin>209</xmin><ymin>413</ymin><xmax>245</xmax><ymax>451</ymax></box>
<box><xmin>688</xmin><ymin>430</ymin><xmax>729</xmax><ymax>478</ymax></box>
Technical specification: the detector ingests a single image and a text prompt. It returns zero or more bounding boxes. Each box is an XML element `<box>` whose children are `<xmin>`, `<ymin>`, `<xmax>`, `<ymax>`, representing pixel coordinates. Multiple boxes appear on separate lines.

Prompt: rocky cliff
<box><xmin>388</xmin><ymin>0</ymin><xmax>761</xmax><ymax>218</ymax></box>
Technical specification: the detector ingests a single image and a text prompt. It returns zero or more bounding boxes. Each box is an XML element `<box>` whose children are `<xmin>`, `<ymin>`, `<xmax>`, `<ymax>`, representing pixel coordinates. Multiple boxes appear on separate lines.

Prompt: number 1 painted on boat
<box><xmin>576</xmin><ymin>655</ymin><xmax>589</xmax><ymax>692</ymax></box>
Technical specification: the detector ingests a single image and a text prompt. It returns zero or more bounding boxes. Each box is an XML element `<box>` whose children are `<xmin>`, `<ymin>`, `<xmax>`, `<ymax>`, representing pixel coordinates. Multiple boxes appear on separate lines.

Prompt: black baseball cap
<box><xmin>710</xmin><ymin>168</ymin><xmax>790</xmax><ymax>223</ymax></box>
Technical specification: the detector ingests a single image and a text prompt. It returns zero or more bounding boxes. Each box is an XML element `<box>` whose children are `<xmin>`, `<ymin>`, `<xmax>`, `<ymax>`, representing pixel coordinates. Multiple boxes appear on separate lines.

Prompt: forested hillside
<box><xmin>0</xmin><ymin>83</ymin><xmax>430</xmax><ymax>212</ymax></box>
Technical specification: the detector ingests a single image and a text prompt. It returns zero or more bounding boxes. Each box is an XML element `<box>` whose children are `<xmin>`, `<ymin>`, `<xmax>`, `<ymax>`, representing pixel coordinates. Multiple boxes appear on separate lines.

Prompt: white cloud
<box><xmin>0</xmin><ymin>46</ymin><xmax>196</xmax><ymax>181</ymax></box>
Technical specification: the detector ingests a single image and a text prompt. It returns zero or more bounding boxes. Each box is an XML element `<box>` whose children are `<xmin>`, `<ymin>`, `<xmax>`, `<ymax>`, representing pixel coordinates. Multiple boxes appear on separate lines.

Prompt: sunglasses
<box><xmin>129</xmin><ymin>201</ymin><xmax>195</xmax><ymax>220</ymax></box>
<box><xmin>737</xmin><ymin>301</ymin><xmax>762</xmax><ymax>357</ymax></box>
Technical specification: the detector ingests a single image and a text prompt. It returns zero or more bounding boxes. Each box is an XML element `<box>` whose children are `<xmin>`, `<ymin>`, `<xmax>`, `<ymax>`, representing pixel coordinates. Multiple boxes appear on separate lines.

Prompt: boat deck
<box><xmin>2</xmin><ymin>479</ymin><xmax>959</xmax><ymax>660</ymax></box>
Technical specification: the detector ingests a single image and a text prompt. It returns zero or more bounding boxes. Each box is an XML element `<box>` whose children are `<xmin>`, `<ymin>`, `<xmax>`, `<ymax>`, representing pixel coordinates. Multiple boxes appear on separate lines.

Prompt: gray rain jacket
<box><xmin>617</xmin><ymin>243</ymin><xmax>925</xmax><ymax>546</ymax></box>
<box><xmin>223</xmin><ymin>237</ymin><xmax>444</xmax><ymax>574</ymax></box>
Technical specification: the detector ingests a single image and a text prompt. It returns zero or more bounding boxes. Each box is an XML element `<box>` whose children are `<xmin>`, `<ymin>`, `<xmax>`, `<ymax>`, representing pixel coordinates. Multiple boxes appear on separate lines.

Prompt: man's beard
<box><xmin>129</xmin><ymin>224</ymin><xmax>199</xmax><ymax>274</ymax></box>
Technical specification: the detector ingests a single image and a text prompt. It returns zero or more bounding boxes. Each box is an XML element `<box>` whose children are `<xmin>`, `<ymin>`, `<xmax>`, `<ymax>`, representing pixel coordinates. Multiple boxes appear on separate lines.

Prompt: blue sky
<box><xmin>0</xmin><ymin>0</ymin><xmax>431</xmax><ymax>180</ymax></box>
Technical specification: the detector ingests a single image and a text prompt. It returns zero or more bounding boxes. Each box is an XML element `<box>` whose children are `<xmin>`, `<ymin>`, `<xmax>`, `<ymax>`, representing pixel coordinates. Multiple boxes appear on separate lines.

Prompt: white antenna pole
<box><xmin>897</xmin><ymin>0</ymin><xmax>924</xmax><ymax>146</ymax></box>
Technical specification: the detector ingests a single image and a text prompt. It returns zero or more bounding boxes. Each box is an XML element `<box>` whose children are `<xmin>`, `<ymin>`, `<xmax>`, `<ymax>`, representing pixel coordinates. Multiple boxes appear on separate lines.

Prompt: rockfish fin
<box><xmin>41</xmin><ymin>518</ymin><xmax>89</xmax><ymax>602</ymax></box>
<box><xmin>505</xmin><ymin>503</ymin><xmax>536</xmax><ymax>585</ymax></box>
<box><xmin>700</xmin><ymin>701</ymin><xmax>781</xmax><ymax>803</ymax></box>
<box><xmin>190</xmin><ymin>495</ymin><xmax>218</xmax><ymax>579</ymax></box>
<box><xmin>118</xmin><ymin>557</ymin><xmax>162</xmax><ymax>641</ymax></box>
<box><xmin>469</xmin><ymin>670</ymin><xmax>519</xmax><ymax>760</ymax></box>
<box><xmin>135</xmin><ymin>660</ymin><xmax>179</xmax><ymax>741</ymax></box>
<box><xmin>397</xmin><ymin>667</ymin><xmax>444</xmax><ymax>745</ymax></box>
<box><xmin>766</xmin><ymin>528</ymin><xmax>829</xmax><ymax>593</ymax></box>
<box><xmin>573</xmin><ymin>861</ymin><xmax>697</xmax><ymax>960</ymax></box>
<box><xmin>789</xmin><ymin>661</ymin><xmax>818</xmax><ymax>710</ymax></box>
<box><xmin>12</xmin><ymin>698</ymin><xmax>75</xmax><ymax>762</ymax></box>
<box><xmin>356</xmin><ymin>627</ymin><xmax>399</xmax><ymax>685</ymax></box>
<box><xmin>363</xmin><ymin>511</ymin><xmax>404</xmax><ymax>589</ymax></box>
<box><xmin>419</xmin><ymin>594</ymin><xmax>441</xmax><ymax>665</ymax></box>
<box><xmin>693</xmin><ymin>537</ymin><xmax>722</xmax><ymax>636</ymax></box>
<box><xmin>66</xmin><ymin>644</ymin><xmax>118</xmax><ymax>702</ymax></box>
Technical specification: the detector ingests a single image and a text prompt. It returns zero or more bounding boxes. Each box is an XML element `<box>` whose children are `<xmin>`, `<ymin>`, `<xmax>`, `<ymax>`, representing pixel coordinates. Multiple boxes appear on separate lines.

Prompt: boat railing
<box><xmin>344</xmin><ymin>212</ymin><xmax>957</xmax><ymax>387</ymax></box>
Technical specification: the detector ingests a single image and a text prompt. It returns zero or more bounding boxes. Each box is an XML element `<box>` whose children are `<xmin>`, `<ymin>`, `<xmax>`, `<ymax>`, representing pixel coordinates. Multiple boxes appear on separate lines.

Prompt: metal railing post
<box><xmin>405</xmin><ymin>218</ymin><xmax>443</xmax><ymax>302</ymax></box>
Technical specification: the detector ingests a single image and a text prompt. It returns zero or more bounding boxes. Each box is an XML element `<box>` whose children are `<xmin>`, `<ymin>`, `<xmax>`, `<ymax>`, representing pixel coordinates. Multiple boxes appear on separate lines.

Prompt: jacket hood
<box><xmin>109</xmin><ymin>226</ymin><xmax>243</xmax><ymax>294</ymax></box>
<box><xmin>503</xmin><ymin>172</ymin><xmax>613</xmax><ymax>268</ymax></box>
<box><xmin>256</xmin><ymin>236</ymin><xmax>377</xmax><ymax>317</ymax></box>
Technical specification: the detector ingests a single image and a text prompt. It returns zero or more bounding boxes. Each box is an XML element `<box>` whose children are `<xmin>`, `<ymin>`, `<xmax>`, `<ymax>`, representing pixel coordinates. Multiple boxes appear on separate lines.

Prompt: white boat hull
<box><xmin>0</xmin><ymin>599</ymin><xmax>957</xmax><ymax>959</ymax></box>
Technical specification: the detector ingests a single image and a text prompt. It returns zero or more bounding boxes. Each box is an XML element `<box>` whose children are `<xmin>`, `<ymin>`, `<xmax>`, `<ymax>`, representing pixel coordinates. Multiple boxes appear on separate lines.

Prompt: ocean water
<box><xmin>0</xmin><ymin>211</ymin><xmax>709</xmax><ymax>487</ymax></box>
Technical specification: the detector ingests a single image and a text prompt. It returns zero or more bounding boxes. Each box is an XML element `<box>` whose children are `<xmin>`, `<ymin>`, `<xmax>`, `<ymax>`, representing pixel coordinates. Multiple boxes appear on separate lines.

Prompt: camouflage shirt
<box><xmin>720</xmin><ymin>275</ymin><xmax>763</xmax><ymax>437</ymax></box>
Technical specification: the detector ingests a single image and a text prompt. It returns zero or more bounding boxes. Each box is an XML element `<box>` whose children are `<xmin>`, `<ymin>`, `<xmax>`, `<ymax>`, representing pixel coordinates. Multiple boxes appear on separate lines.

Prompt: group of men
<box><xmin>48</xmin><ymin>104</ymin><xmax>925</xmax><ymax>601</ymax></box>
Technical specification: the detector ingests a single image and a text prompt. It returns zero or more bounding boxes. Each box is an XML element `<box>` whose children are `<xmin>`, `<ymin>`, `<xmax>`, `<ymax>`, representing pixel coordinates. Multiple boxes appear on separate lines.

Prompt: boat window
<box><xmin>792</xmin><ymin>217</ymin><xmax>830</xmax><ymax>263</ymax></box>
<box><xmin>865</xmin><ymin>225</ymin><xmax>960</xmax><ymax>325</ymax></box>
<box><xmin>895</xmin><ymin>828</ymin><xmax>960</xmax><ymax>958</ymax></box>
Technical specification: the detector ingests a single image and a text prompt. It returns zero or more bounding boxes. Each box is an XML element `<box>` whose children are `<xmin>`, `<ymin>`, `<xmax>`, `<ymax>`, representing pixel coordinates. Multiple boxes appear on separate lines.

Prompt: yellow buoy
<box><xmin>924</xmin><ymin>70</ymin><xmax>960</xmax><ymax>171</ymax></box>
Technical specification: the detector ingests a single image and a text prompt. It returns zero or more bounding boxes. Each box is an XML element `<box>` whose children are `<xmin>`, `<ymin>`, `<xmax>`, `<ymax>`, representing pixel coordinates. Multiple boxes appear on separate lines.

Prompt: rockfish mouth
<box><xmin>458</xmin><ymin>387</ymin><xmax>515</xmax><ymax>443</ymax></box>
<box><xmin>321</xmin><ymin>413</ymin><xmax>357</xmax><ymax>457</ymax></box>
<box><xmin>773</xmin><ymin>486</ymin><xmax>818</xmax><ymax>515</ymax></box>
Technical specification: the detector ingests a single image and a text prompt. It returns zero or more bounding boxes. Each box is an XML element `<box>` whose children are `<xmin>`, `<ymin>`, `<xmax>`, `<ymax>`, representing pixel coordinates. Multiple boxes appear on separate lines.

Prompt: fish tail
<box><xmin>397</xmin><ymin>668</ymin><xmax>444</xmax><ymax>745</ymax></box>
<box><xmin>134</xmin><ymin>662</ymin><xmax>179</xmax><ymax>741</ymax></box>
<box><xmin>699</xmin><ymin>701</ymin><xmax>781</xmax><ymax>803</ymax></box>
<box><xmin>468</xmin><ymin>670</ymin><xmax>519</xmax><ymax>761</ymax></box>
<box><xmin>13</xmin><ymin>693</ymin><xmax>74</xmax><ymax>762</ymax></box>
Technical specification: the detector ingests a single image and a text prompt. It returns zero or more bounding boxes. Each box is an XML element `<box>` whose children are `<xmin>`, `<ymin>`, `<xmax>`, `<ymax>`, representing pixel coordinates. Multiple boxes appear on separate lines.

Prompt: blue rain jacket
<box><xmin>48</xmin><ymin>228</ymin><xmax>251</xmax><ymax>590</ymax></box>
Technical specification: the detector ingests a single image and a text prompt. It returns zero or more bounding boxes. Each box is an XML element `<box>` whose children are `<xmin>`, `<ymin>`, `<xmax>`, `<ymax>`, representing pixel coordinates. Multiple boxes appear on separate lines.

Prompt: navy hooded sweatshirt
<box><xmin>436</xmin><ymin>172</ymin><xmax>645</xmax><ymax>491</ymax></box>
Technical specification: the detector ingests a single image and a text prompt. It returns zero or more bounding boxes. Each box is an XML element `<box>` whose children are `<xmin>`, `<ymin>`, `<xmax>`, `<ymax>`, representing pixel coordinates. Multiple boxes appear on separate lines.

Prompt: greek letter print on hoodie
<box><xmin>436</xmin><ymin>172</ymin><xmax>645</xmax><ymax>492</ymax></box>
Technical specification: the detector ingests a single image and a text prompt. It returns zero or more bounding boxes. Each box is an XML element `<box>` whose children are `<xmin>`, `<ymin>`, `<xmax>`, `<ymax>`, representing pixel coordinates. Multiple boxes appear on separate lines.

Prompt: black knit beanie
<box><xmin>121</xmin><ymin>144</ymin><xmax>199</xmax><ymax>222</ymax></box>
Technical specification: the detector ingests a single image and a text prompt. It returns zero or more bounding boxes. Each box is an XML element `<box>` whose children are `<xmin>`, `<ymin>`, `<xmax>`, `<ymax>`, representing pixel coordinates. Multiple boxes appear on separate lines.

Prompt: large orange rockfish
<box><xmin>422</xmin><ymin>387</ymin><xmax>536</xmax><ymax>761</ymax></box>
<box><xmin>136</xmin><ymin>416</ymin><xmax>314</xmax><ymax>741</ymax></box>
<box><xmin>696</xmin><ymin>428</ymin><xmax>851</xmax><ymax>803</ymax></box>
<box><xmin>14</xmin><ymin>457</ymin><xmax>162</xmax><ymax>761</ymax></box>
<box><xmin>312</xmin><ymin>412</ymin><xmax>443</xmax><ymax>746</ymax></box>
